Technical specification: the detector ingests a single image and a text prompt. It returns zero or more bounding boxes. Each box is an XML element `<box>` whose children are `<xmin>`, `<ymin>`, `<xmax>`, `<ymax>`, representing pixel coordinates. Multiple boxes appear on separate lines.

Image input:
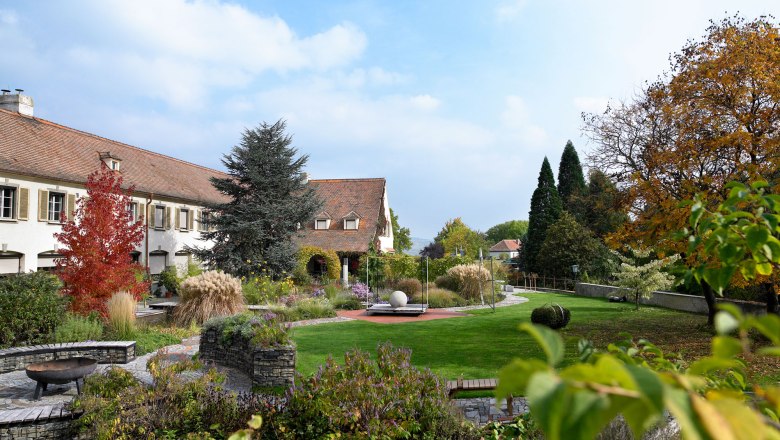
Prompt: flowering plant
<box><xmin>351</xmin><ymin>282</ymin><xmax>370</xmax><ymax>301</ymax></box>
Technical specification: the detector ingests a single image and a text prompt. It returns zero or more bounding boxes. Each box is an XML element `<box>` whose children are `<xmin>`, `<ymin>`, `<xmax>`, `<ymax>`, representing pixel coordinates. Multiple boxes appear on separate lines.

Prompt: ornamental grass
<box><xmin>105</xmin><ymin>291</ymin><xmax>136</xmax><ymax>340</ymax></box>
<box><xmin>174</xmin><ymin>270</ymin><xmax>246</xmax><ymax>326</ymax></box>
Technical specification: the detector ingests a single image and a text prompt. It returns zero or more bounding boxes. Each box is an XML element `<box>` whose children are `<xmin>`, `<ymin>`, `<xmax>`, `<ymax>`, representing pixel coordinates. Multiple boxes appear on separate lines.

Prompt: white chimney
<box><xmin>0</xmin><ymin>89</ymin><xmax>34</xmax><ymax>117</ymax></box>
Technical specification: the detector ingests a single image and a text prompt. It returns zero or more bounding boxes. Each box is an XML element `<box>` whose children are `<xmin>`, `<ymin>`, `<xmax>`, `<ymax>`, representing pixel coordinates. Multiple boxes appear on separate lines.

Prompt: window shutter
<box><xmin>138</xmin><ymin>203</ymin><xmax>145</xmax><ymax>222</ymax></box>
<box><xmin>38</xmin><ymin>189</ymin><xmax>48</xmax><ymax>221</ymax></box>
<box><xmin>175</xmin><ymin>208</ymin><xmax>180</xmax><ymax>231</ymax></box>
<box><xmin>148</xmin><ymin>204</ymin><xmax>155</xmax><ymax>229</ymax></box>
<box><xmin>165</xmin><ymin>206</ymin><xmax>172</xmax><ymax>230</ymax></box>
<box><xmin>197</xmin><ymin>210</ymin><xmax>203</xmax><ymax>231</ymax></box>
<box><xmin>18</xmin><ymin>187</ymin><xmax>29</xmax><ymax>221</ymax></box>
<box><xmin>67</xmin><ymin>194</ymin><xmax>76</xmax><ymax>220</ymax></box>
<box><xmin>188</xmin><ymin>210</ymin><xmax>194</xmax><ymax>231</ymax></box>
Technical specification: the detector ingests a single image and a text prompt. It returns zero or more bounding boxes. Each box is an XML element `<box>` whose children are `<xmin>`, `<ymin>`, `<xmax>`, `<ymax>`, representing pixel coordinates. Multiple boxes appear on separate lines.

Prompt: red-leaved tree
<box><xmin>55</xmin><ymin>165</ymin><xmax>148</xmax><ymax>315</ymax></box>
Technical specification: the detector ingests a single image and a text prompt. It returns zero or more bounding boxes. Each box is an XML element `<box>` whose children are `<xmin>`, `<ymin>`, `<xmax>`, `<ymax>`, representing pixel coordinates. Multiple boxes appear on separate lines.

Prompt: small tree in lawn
<box><xmin>55</xmin><ymin>166</ymin><xmax>147</xmax><ymax>315</ymax></box>
<box><xmin>612</xmin><ymin>247</ymin><xmax>678</xmax><ymax>310</ymax></box>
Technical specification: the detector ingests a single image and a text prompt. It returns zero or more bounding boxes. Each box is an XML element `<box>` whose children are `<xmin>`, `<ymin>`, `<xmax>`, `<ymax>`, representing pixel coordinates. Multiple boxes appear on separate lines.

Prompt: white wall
<box><xmin>377</xmin><ymin>186</ymin><xmax>394</xmax><ymax>253</ymax></box>
<box><xmin>0</xmin><ymin>172</ymin><xmax>212</xmax><ymax>275</ymax></box>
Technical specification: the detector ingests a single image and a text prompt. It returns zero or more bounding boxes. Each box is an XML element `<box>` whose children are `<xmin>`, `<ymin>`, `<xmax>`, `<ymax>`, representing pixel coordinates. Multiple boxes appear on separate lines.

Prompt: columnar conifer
<box><xmin>524</xmin><ymin>157</ymin><xmax>562</xmax><ymax>273</ymax></box>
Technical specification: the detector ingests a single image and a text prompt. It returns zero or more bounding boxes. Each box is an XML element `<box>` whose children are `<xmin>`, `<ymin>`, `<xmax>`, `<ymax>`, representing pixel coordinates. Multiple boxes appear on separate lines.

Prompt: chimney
<box><xmin>0</xmin><ymin>89</ymin><xmax>34</xmax><ymax>117</ymax></box>
<box><xmin>302</xmin><ymin>172</ymin><xmax>310</xmax><ymax>184</ymax></box>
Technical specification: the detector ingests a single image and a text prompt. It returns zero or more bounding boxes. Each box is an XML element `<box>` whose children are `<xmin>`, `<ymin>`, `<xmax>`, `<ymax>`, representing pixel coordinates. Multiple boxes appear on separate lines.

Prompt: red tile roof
<box><xmin>0</xmin><ymin>109</ymin><xmax>226</xmax><ymax>204</ymax></box>
<box><xmin>295</xmin><ymin>178</ymin><xmax>387</xmax><ymax>253</ymax></box>
<box><xmin>489</xmin><ymin>239</ymin><xmax>522</xmax><ymax>252</ymax></box>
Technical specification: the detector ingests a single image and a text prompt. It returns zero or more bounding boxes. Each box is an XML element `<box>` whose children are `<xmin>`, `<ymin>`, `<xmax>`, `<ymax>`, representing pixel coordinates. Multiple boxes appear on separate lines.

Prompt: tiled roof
<box><xmin>0</xmin><ymin>109</ymin><xmax>226</xmax><ymax>204</ymax></box>
<box><xmin>489</xmin><ymin>239</ymin><xmax>522</xmax><ymax>252</ymax></box>
<box><xmin>295</xmin><ymin>178</ymin><xmax>387</xmax><ymax>253</ymax></box>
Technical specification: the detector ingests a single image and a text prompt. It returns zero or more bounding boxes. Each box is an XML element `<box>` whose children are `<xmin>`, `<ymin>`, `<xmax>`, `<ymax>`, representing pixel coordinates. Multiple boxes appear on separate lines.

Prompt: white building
<box><xmin>0</xmin><ymin>91</ymin><xmax>225</xmax><ymax>277</ymax></box>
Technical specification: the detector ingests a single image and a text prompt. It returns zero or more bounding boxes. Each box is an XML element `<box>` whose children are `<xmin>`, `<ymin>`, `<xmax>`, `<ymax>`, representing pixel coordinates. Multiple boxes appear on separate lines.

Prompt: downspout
<box><xmin>145</xmin><ymin>193</ymin><xmax>152</xmax><ymax>282</ymax></box>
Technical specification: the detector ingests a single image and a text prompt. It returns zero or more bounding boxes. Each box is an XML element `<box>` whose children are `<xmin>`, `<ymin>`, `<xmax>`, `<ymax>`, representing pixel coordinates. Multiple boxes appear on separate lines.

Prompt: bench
<box><xmin>0</xmin><ymin>341</ymin><xmax>136</xmax><ymax>374</ymax></box>
<box><xmin>446</xmin><ymin>378</ymin><xmax>515</xmax><ymax>416</ymax></box>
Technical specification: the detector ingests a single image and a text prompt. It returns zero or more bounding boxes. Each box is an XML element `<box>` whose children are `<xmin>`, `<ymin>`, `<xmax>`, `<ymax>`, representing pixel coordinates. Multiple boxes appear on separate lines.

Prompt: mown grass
<box><xmin>291</xmin><ymin>292</ymin><xmax>780</xmax><ymax>385</ymax></box>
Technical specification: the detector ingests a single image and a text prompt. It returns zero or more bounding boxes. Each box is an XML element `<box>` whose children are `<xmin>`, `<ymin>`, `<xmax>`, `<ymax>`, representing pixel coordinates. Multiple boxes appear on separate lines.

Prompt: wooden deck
<box><xmin>365</xmin><ymin>304</ymin><xmax>428</xmax><ymax>316</ymax></box>
<box><xmin>446</xmin><ymin>378</ymin><xmax>514</xmax><ymax>416</ymax></box>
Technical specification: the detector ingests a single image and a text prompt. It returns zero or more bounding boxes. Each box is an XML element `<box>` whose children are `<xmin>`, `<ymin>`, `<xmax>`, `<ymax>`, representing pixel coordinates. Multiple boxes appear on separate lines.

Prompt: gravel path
<box><xmin>442</xmin><ymin>287</ymin><xmax>529</xmax><ymax>311</ymax></box>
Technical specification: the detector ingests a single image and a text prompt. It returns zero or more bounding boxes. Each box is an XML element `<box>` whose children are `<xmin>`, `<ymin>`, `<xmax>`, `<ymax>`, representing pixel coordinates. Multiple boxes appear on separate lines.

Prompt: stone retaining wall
<box><xmin>0</xmin><ymin>341</ymin><xmax>136</xmax><ymax>374</ymax></box>
<box><xmin>574</xmin><ymin>283</ymin><xmax>766</xmax><ymax>315</ymax></box>
<box><xmin>0</xmin><ymin>406</ymin><xmax>81</xmax><ymax>440</ymax></box>
<box><xmin>200</xmin><ymin>329</ymin><xmax>295</xmax><ymax>387</ymax></box>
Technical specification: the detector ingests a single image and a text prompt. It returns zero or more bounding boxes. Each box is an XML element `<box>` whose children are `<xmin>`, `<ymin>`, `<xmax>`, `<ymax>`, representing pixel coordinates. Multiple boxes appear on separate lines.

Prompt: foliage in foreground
<box><xmin>273</xmin><ymin>343</ymin><xmax>479</xmax><ymax>439</ymax></box>
<box><xmin>174</xmin><ymin>270</ymin><xmax>246</xmax><ymax>326</ymax></box>
<box><xmin>498</xmin><ymin>308</ymin><xmax>780</xmax><ymax>440</ymax></box>
<box><xmin>72</xmin><ymin>355</ymin><xmax>272</xmax><ymax>439</ymax></box>
<box><xmin>0</xmin><ymin>271</ymin><xmax>68</xmax><ymax>348</ymax></box>
<box><xmin>203</xmin><ymin>312</ymin><xmax>291</xmax><ymax>348</ymax></box>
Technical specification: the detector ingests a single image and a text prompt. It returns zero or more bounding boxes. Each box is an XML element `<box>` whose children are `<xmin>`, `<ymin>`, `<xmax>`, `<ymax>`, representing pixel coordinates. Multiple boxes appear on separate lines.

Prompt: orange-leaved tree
<box><xmin>583</xmin><ymin>15</ymin><xmax>780</xmax><ymax>323</ymax></box>
<box><xmin>55</xmin><ymin>165</ymin><xmax>148</xmax><ymax>315</ymax></box>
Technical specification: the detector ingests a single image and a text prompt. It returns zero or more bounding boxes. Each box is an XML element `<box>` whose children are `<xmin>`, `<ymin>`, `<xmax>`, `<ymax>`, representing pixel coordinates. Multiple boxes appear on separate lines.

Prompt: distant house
<box><xmin>295</xmin><ymin>178</ymin><xmax>394</xmax><ymax>277</ymax></box>
<box><xmin>489</xmin><ymin>239</ymin><xmax>522</xmax><ymax>259</ymax></box>
<box><xmin>0</xmin><ymin>91</ymin><xmax>225</xmax><ymax>277</ymax></box>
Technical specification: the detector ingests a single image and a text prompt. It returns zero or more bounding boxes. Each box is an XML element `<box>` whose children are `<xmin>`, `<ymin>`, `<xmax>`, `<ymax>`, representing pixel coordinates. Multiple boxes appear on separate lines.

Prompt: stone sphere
<box><xmin>388</xmin><ymin>290</ymin><xmax>408</xmax><ymax>308</ymax></box>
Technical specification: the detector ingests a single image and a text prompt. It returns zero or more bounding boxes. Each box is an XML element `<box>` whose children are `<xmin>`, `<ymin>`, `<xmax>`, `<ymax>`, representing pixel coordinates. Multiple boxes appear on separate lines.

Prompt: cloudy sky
<box><xmin>1</xmin><ymin>1</ymin><xmax>775</xmax><ymax>239</ymax></box>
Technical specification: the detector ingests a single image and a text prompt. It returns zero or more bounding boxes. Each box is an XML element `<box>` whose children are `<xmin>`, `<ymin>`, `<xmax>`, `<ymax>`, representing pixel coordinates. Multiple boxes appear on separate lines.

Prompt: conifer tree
<box><xmin>189</xmin><ymin>120</ymin><xmax>321</xmax><ymax>279</ymax></box>
<box><xmin>557</xmin><ymin>140</ymin><xmax>586</xmax><ymax>212</ymax></box>
<box><xmin>524</xmin><ymin>157</ymin><xmax>562</xmax><ymax>273</ymax></box>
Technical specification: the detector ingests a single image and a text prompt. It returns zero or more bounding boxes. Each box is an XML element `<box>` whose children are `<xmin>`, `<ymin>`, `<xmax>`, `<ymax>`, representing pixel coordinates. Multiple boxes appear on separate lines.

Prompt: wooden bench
<box><xmin>446</xmin><ymin>378</ymin><xmax>515</xmax><ymax>416</ymax></box>
<box><xmin>0</xmin><ymin>341</ymin><xmax>136</xmax><ymax>373</ymax></box>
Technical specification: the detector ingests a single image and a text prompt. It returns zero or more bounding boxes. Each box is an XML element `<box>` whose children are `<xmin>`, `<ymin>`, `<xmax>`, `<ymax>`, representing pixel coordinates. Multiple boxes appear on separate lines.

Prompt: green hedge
<box><xmin>0</xmin><ymin>272</ymin><xmax>69</xmax><ymax>348</ymax></box>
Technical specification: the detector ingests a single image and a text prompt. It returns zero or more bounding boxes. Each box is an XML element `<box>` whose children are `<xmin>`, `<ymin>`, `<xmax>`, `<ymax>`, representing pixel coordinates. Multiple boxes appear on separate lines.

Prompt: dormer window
<box><xmin>343</xmin><ymin>211</ymin><xmax>360</xmax><ymax>230</ymax></box>
<box><xmin>99</xmin><ymin>151</ymin><xmax>122</xmax><ymax>171</ymax></box>
<box><xmin>314</xmin><ymin>211</ymin><xmax>331</xmax><ymax>230</ymax></box>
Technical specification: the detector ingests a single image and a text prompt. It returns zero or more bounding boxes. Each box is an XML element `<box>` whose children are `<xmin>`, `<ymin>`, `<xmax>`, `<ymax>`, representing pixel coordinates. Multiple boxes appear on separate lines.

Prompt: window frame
<box><xmin>179</xmin><ymin>208</ymin><xmax>189</xmax><ymax>231</ymax></box>
<box><xmin>127</xmin><ymin>201</ymin><xmax>139</xmax><ymax>222</ymax></box>
<box><xmin>48</xmin><ymin>191</ymin><xmax>66</xmax><ymax>223</ymax></box>
<box><xmin>0</xmin><ymin>186</ymin><xmax>16</xmax><ymax>220</ymax></box>
<box><xmin>154</xmin><ymin>205</ymin><xmax>166</xmax><ymax>230</ymax></box>
<box><xmin>344</xmin><ymin>218</ymin><xmax>358</xmax><ymax>230</ymax></box>
<box><xmin>315</xmin><ymin>219</ymin><xmax>330</xmax><ymax>230</ymax></box>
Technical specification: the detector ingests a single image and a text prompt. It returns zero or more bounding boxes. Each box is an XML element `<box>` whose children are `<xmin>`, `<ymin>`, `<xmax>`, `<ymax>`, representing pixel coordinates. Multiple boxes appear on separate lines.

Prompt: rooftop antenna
<box><xmin>1</xmin><ymin>89</ymin><xmax>9</xmax><ymax>95</ymax></box>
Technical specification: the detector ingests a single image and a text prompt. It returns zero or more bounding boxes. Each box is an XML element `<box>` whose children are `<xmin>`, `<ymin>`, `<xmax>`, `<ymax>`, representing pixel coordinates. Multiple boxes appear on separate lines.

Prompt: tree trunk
<box><xmin>702</xmin><ymin>281</ymin><xmax>717</xmax><ymax>326</ymax></box>
<box><xmin>762</xmin><ymin>282</ymin><xmax>779</xmax><ymax>315</ymax></box>
<box><xmin>635</xmin><ymin>289</ymin><xmax>640</xmax><ymax>311</ymax></box>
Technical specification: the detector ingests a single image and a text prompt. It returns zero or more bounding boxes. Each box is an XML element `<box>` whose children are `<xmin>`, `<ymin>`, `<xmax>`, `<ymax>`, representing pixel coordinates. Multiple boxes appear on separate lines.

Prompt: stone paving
<box><xmin>0</xmin><ymin>288</ymin><xmax>533</xmax><ymax>425</ymax></box>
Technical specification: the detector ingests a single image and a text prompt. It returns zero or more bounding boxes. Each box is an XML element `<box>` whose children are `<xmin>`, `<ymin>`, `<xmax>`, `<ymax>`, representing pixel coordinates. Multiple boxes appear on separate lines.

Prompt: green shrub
<box><xmin>174</xmin><ymin>271</ymin><xmax>246</xmax><ymax>326</ymax></box>
<box><xmin>276</xmin><ymin>342</ymin><xmax>478</xmax><ymax>439</ymax></box>
<box><xmin>394</xmin><ymin>277</ymin><xmax>422</xmax><ymax>296</ymax></box>
<box><xmin>481</xmin><ymin>413</ymin><xmax>544</xmax><ymax>439</ymax></box>
<box><xmin>243</xmin><ymin>275</ymin><xmax>296</xmax><ymax>305</ymax></box>
<box><xmin>54</xmin><ymin>313</ymin><xmax>104</xmax><ymax>343</ymax></box>
<box><xmin>435</xmin><ymin>274</ymin><xmax>461</xmax><ymax>292</ymax></box>
<box><xmin>0</xmin><ymin>271</ymin><xmax>68</xmax><ymax>348</ymax></box>
<box><xmin>158</xmin><ymin>265</ymin><xmax>180</xmax><ymax>295</ymax></box>
<box><xmin>292</xmin><ymin>298</ymin><xmax>336</xmax><ymax>320</ymax></box>
<box><xmin>530</xmin><ymin>303</ymin><xmax>571</xmax><ymax>329</ymax></box>
<box><xmin>411</xmin><ymin>288</ymin><xmax>468</xmax><ymax>308</ymax></box>
<box><xmin>383</xmin><ymin>254</ymin><xmax>420</xmax><ymax>281</ymax></box>
<box><xmin>426</xmin><ymin>255</ymin><xmax>472</xmax><ymax>280</ymax></box>
<box><xmin>330</xmin><ymin>291</ymin><xmax>362</xmax><ymax>310</ymax></box>
<box><xmin>203</xmin><ymin>312</ymin><xmax>291</xmax><ymax>347</ymax></box>
<box><xmin>72</xmin><ymin>354</ymin><xmax>271</xmax><ymax>439</ymax></box>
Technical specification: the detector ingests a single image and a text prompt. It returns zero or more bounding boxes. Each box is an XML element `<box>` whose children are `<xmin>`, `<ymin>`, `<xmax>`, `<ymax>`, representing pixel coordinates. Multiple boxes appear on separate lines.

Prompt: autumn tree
<box><xmin>583</xmin><ymin>16</ymin><xmax>780</xmax><ymax>320</ymax></box>
<box><xmin>189</xmin><ymin>120</ymin><xmax>321</xmax><ymax>279</ymax></box>
<box><xmin>557</xmin><ymin>140</ymin><xmax>586</xmax><ymax>213</ymax></box>
<box><xmin>568</xmin><ymin>169</ymin><xmax>627</xmax><ymax>239</ymax></box>
<box><xmin>55</xmin><ymin>166</ymin><xmax>148</xmax><ymax>315</ymax></box>
<box><xmin>524</xmin><ymin>157</ymin><xmax>562</xmax><ymax>273</ymax></box>
<box><xmin>390</xmin><ymin>208</ymin><xmax>412</xmax><ymax>254</ymax></box>
<box><xmin>433</xmin><ymin>218</ymin><xmax>489</xmax><ymax>259</ymax></box>
<box><xmin>485</xmin><ymin>219</ymin><xmax>528</xmax><ymax>244</ymax></box>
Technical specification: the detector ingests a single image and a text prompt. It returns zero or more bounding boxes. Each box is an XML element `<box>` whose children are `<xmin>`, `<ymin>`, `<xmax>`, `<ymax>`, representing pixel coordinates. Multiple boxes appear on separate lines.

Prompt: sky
<box><xmin>0</xmin><ymin>1</ymin><xmax>776</xmax><ymax>239</ymax></box>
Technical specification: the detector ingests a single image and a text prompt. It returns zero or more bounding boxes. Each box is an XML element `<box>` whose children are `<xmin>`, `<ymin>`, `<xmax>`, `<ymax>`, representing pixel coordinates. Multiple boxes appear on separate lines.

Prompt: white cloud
<box><xmin>495</xmin><ymin>0</ymin><xmax>528</xmax><ymax>22</ymax></box>
<box><xmin>500</xmin><ymin>95</ymin><xmax>547</xmax><ymax>146</ymax></box>
<box><xmin>0</xmin><ymin>9</ymin><xmax>18</xmax><ymax>24</ymax></box>
<box><xmin>573</xmin><ymin>96</ymin><xmax>610</xmax><ymax>114</ymax></box>
<box><xmin>409</xmin><ymin>94</ymin><xmax>440</xmax><ymax>111</ymax></box>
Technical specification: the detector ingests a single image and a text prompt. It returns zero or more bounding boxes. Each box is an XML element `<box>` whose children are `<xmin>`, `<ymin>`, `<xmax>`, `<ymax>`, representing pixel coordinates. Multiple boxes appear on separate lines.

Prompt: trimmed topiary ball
<box><xmin>531</xmin><ymin>303</ymin><xmax>571</xmax><ymax>329</ymax></box>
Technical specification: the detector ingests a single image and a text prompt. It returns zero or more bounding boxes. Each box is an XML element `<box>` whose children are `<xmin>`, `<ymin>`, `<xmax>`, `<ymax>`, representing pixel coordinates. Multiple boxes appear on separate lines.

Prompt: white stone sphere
<box><xmin>388</xmin><ymin>290</ymin><xmax>408</xmax><ymax>308</ymax></box>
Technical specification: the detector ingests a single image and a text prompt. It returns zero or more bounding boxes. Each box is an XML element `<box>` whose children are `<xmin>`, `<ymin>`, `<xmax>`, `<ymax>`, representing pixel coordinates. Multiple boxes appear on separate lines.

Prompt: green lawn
<box><xmin>291</xmin><ymin>292</ymin><xmax>780</xmax><ymax>384</ymax></box>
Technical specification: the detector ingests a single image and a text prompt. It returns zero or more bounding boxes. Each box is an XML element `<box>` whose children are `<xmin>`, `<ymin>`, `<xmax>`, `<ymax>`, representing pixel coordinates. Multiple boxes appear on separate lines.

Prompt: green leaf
<box><xmin>688</xmin><ymin>356</ymin><xmax>742</xmax><ymax>376</ymax></box>
<box><xmin>519</xmin><ymin>323</ymin><xmax>565</xmax><ymax>366</ymax></box>
<box><xmin>715</xmin><ymin>312</ymin><xmax>740</xmax><ymax>336</ymax></box>
<box><xmin>712</xmin><ymin>336</ymin><xmax>743</xmax><ymax>359</ymax></box>
<box><xmin>745</xmin><ymin>225</ymin><xmax>770</xmax><ymax>253</ymax></box>
<box><xmin>755</xmin><ymin>262</ymin><xmax>772</xmax><ymax>276</ymax></box>
<box><xmin>664</xmin><ymin>388</ymin><xmax>705</xmax><ymax>440</ymax></box>
<box><xmin>496</xmin><ymin>358</ymin><xmax>549</xmax><ymax>401</ymax></box>
<box><xmin>247</xmin><ymin>414</ymin><xmax>263</xmax><ymax>429</ymax></box>
<box><xmin>748</xmin><ymin>314</ymin><xmax>780</xmax><ymax>345</ymax></box>
<box><xmin>757</xmin><ymin>347</ymin><xmax>780</xmax><ymax>357</ymax></box>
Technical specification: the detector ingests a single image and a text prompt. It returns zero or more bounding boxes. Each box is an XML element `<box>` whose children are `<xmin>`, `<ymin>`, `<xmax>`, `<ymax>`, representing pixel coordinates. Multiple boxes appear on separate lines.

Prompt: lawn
<box><xmin>291</xmin><ymin>292</ymin><xmax>780</xmax><ymax>384</ymax></box>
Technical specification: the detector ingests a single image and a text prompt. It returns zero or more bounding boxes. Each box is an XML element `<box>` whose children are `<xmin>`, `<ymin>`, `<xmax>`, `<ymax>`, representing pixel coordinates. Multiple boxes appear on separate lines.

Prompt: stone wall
<box><xmin>200</xmin><ymin>329</ymin><xmax>295</xmax><ymax>387</ymax></box>
<box><xmin>0</xmin><ymin>342</ymin><xmax>136</xmax><ymax>374</ymax></box>
<box><xmin>574</xmin><ymin>283</ymin><xmax>766</xmax><ymax>315</ymax></box>
<box><xmin>0</xmin><ymin>406</ymin><xmax>81</xmax><ymax>440</ymax></box>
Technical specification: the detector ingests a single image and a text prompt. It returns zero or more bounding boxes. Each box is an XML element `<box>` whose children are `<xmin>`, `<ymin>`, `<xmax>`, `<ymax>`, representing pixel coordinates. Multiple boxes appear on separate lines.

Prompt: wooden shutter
<box><xmin>196</xmin><ymin>209</ymin><xmax>203</xmax><ymax>231</ymax></box>
<box><xmin>67</xmin><ymin>194</ymin><xmax>76</xmax><ymax>220</ymax></box>
<box><xmin>165</xmin><ymin>206</ymin><xmax>172</xmax><ymax>230</ymax></box>
<box><xmin>188</xmin><ymin>210</ymin><xmax>194</xmax><ymax>231</ymax></box>
<box><xmin>17</xmin><ymin>187</ymin><xmax>29</xmax><ymax>220</ymax></box>
<box><xmin>148</xmin><ymin>204</ymin><xmax>155</xmax><ymax>229</ymax></box>
<box><xmin>138</xmin><ymin>203</ymin><xmax>145</xmax><ymax>223</ymax></box>
<box><xmin>38</xmin><ymin>189</ymin><xmax>48</xmax><ymax>221</ymax></box>
<box><xmin>174</xmin><ymin>208</ymin><xmax>180</xmax><ymax>231</ymax></box>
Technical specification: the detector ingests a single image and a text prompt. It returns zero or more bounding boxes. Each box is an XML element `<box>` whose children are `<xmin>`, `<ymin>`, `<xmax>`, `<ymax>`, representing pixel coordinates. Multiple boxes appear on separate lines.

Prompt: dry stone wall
<box><xmin>200</xmin><ymin>329</ymin><xmax>295</xmax><ymax>387</ymax></box>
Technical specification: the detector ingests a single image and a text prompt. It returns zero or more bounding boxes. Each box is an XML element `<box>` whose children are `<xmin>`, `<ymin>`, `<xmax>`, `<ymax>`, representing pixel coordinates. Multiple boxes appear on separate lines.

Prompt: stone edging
<box><xmin>0</xmin><ymin>341</ymin><xmax>136</xmax><ymax>374</ymax></box>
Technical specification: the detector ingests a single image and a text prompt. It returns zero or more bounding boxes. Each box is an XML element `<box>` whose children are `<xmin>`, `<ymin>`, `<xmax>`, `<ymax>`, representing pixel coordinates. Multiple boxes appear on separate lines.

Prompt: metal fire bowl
<box><xmin>25</xmin><ymin>357</ymin><xmax>97</xmax><ymax>385</ymax></box>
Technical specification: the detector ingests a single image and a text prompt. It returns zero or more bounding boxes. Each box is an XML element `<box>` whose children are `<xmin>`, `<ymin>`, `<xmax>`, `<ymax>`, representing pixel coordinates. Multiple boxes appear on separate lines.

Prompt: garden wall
<box><xmin>0</xmin><ymin>406</ymin><xmax>81</xmax><ymax>440</ymax></box>
<box><xmin>574</xmin><ymin>283</ymin><xmax>766</xmax><ymax>315</ymax></box>
<box><xmin>0</xmin><ymin>341</ymin><xmax>136</xmax><ymax>374</ymax></box>
<box><xmin>199</xmin><ymin>329</ymin><xmax>295</xmax><ymax>387</ymax></box>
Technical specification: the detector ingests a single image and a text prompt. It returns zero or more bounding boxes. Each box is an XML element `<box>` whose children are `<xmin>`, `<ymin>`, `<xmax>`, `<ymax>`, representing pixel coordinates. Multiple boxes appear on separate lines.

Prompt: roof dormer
<box><xmin>314</xmin><ymin>211</ymin><xmax>331</xmax><ymax>230</ymax></box>
<box><xmin>99</xmin><ymin>151</ymin><xmax>122</xmax><ymax>171</ymax></box>
<box><xmin>343</xmin><ymin>211</ymin><xmax>360</xmax><ymax>230</ymax></box>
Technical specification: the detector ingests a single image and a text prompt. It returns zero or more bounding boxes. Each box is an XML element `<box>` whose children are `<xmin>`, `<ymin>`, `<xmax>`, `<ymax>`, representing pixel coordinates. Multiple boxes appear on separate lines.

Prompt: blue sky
<box><xmin>1</xmin><ymin>1</ymin><xmax>776</xmax><ymax>239</ymax></box>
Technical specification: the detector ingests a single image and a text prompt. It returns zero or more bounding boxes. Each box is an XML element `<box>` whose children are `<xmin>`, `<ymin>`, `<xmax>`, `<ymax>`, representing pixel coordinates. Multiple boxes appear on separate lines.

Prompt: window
<box><xmin>179</xmin><ymin>208</ymin><xmax>189</xmax><ymax>230</ymax></box>
<box><xmin>48</xmin><ymin>192</ymin><xmax>65</xmax><ymax>222</ymax></box>
<box><xmin>110</xmin><ymin>160</ymin><xmax>120</xmax><ymax>170</ymax></box>
<box><xmin>344</xmin><ymin>219</ymin><xmax>358</xmax><ymax>230</ymax></box>
<box><xmin>154</xmin><ymin>205</ymin><xmax>165</xmax><ymax>229</ymax></box>
<box><xmin>127</xmin><ymin>202</ymin><xmax>138</xmax><ymax>222</ymax></box>
<box><xmin>198</xmin><ymin>210</ymin><xmax>210</xmax><ymax>232</ymax></box>
<box><xmin>315</xmin><ymin>219</ymin><xmax>329</xmax><ymax>230</ymax></box>
<box><xmin>0</xmin><ymin>187</ymin><xmax>15</xmax><ymax>219</ymax></box>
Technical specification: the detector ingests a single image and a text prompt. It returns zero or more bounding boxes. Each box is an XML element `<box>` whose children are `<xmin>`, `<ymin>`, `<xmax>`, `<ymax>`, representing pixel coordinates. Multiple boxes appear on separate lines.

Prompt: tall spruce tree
<box><xmin>557</xmin><ymin>140</ymin><xmax>586</xmax><ymax>212</ymax></box>
<box><xmin>188</xmin><ymin>120</ymin><xmax>321</xmax><ymax>279</ymax></box>
<box><xmin>524</xmin><ymin>157</ymin><xmax>562</xmax><ymax>273</ymax></box>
